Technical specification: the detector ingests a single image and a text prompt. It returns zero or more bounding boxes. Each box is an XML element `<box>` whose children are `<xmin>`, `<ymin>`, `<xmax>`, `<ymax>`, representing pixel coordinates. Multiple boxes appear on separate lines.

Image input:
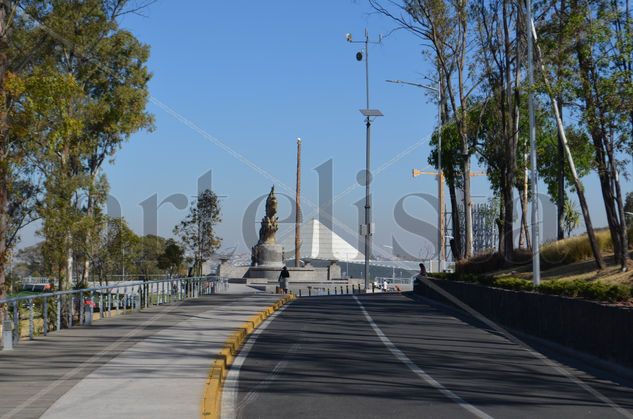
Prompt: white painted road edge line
<box><xmin>353</xmin><ymin>295</ymin><xmax>494</xmax><ymax>419</ymax></box>
<box><xmin>221</xmin><ymin>304</ymin><xmax>290</xmax><ymax>419</ymax></box>
<box><xmin>419</xmin><ymin>277</ymin><xmax>633</xmax><ymax>419</ymax></box>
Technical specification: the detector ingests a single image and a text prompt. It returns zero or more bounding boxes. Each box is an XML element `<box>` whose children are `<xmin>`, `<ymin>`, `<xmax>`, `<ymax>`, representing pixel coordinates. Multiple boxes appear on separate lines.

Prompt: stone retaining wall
<box><xmin>414</xmin><ymin>278</ymin><xmax>633</xmax><ymax>368</ymax></box>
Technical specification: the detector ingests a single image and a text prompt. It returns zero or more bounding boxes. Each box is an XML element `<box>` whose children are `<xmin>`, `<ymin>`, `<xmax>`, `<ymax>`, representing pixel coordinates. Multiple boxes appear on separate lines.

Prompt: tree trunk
<box><xmin>518</xmin><ymin>194</ymin><xmax>526</xmax><ymax>249</ymax></box>
<box><xmin>517</xmin><ymin>11</ymin><xmax>529</xmax><ymax>250</ymax></box>
<box><xmin>502</xmin><ymin>178</ymin><xmax>514</xmax><ymax>260</ymax></box>
<box><xmin>497</xmin><ymin>199</ymin><xmax>504</xmax><ymax>253</ymax></box>
<box><xmin>81</xmin><ymin>173</ymin><xmax>97</xmax><ymax>288</ymax></box>
<box><xmin>66</xmin><ymin>242</ymin><xmax>73</xmax><ymax>290</ymax></box>
<box><xmin>575</xmin><ymin>39</ymin><xmax>625</xmax><ymax>265</ymax></box>
<box><xmin>557</xmin><ymin>110</ymin><xmax>565</xmax><ymax>240</ymax></box>
<box><xmin>462</xmin><ymin>156</ymin><xmax>473</xmax><ymax>258</ymax></box>
<box><xmin>607</xmin><ymin>137</ymin><xmax>629</xmax><ymax>270</ymax></box>
<box><xmin>519</xmin><ymin>183</ymin><xmax>530</xmax><ymax>249</ymax></box>
<box><xmin>447</xmin><ymin>177</ymin><xmax>463</xmax><ymax>260</ymax></box>
<box><xmin>531</xmin><ymin>20</ymin><xmax>604</xmax><ymax>269</ymax></box>
<box><xmin>0</xmin><ymin>0</ymin><xmax>10</xmax><ymax>326</ymax></box>
<box><xmin>546</xmin><ymin>90</ymin><xmax>604</xmax><ymax>271</ymax></box>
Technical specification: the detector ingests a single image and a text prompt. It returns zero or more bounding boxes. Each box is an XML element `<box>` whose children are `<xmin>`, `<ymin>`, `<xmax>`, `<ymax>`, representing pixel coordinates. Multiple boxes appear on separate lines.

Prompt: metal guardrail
<box><xmin>0</xmin><ymin>276</ymin><xmax>229</xmax><ymax>351</ymax></box>
<box><xmin>296</xmin><ymin>283</ymin><xmax>368</xmax><ymax>297</ymax></box>
<box><xmin>375</xmin><ymin>276</ymin><xmax>414</xmax><ymax>285</ymax></box>
<box><xmin>21</xmin><ymin>276</ymin><xmax>53</xmax><ymax>285</ymax></box>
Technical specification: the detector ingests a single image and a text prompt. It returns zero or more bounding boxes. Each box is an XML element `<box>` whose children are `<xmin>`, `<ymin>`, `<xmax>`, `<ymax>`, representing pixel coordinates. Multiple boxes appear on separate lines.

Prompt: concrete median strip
<box><xmin>200</xmin><ymin>294</ymin><xmax>296</xmax><ymax>418</ymax></box>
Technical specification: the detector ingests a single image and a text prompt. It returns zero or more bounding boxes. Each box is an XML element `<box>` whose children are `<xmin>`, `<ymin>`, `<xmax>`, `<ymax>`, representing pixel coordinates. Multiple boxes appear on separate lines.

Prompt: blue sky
<box><xmin>20</xmin><ymin>0</ymin><xmax>630</xmax><ymax>258</ymax></box>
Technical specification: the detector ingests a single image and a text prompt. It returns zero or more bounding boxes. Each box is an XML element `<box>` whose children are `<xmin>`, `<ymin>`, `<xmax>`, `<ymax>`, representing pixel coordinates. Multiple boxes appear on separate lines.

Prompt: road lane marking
<box><xmin>237</xmin><ymin>342</ymin><xmax>301</xmax><ymax>411</ymax></box>
<box><xmin>353</xmin><ymin>295</ymin><xmax>494</xmax><ymax>419</ymax></box>
<box><xmin>221</xmin><ymin>305</ymin><xmax>290</xmax><ymax>419</ymax></box>
<box><xmin>418</xmin><ymin>277</ymin><xmax>633</xmax><ymax>419</ymax></box>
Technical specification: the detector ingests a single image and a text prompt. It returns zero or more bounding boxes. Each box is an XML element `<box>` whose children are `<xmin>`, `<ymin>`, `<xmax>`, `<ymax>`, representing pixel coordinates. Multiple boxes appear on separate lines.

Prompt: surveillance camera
<box><xmin>356</xmin><ymin>51</ymin><xmax>363</xmax><ymax>61</ymax></box>
<box><xmin>346</xmin><ymin>33</ymin><xmax>353</xmax><ymax>42</ymax></box>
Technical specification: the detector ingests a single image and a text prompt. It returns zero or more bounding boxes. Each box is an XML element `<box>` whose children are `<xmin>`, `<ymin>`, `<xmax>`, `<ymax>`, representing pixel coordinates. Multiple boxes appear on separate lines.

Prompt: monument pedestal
<box><xmin>247</xmin><ymin>243</ymin><xmax>284</xmax><ymax>281</ymax></box>
<box><xmin>256</xmin><ymin>243</ymin><xmax>283</xmax><ymax>267</ymax></box>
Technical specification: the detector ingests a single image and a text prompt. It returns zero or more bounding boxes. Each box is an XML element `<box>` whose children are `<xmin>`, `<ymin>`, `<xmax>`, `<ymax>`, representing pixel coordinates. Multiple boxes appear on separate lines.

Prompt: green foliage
<box><xmin>133</xmin><ymin>235</ymin><xmax>167</xmax><ymax>280</ymax></box>
<box><xmin>92</xmin><ymin>217</ymin><xmax>139</xmax><ymax>284</ymax></box>
<box><xmin>537</xmin><ymin>280</ymin><xmax>631</xmax><ymax>303</ymax></box>
<box><xmin>563</xmin><ymin>199</ymin><xmax>581</xmax><ymax>237</ymax></box>
<box><xmin>11</xmin><ymin>243</ymin><xmax>45</xmax><ymax>278</ymax></box>
<box><xmin>432</xmin><ymin>272</ymin><xmax>631</xmax><ymax>302</ymax></box>
<box><xmin>157</xmin><ymin>239</ymin><xmax>184</xmax><ymax>277</ymax></box>
<box><xmin>2</xmin><ymin>1</ymin><xmax>154</xmax><ymax>289</ymax></box>
<box><xmin>536</xmin><ymin>127</ymin><xmax>594</xmax><ymax>205</ymax></box>
<box><xmin>174</xmin><ymin>189</ymin><xmax>222</xmax><ymax>275</ymax></box>
<box><xmin>493</xmin><ymin>277</ymin><xmax>535</xmax><ymax>291</ymax></box>
<box><xmin>428</xmin><ymin>117</ymin><xmax>464</xmax><ymax>189</ymax></box>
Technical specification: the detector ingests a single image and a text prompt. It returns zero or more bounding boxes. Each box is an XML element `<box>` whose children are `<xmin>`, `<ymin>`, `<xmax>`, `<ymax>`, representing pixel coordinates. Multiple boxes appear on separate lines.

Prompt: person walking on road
<box><xmin>279</xmin><ymin>266</ymin><xmax>290</xmax><ymax>294</ymax></box>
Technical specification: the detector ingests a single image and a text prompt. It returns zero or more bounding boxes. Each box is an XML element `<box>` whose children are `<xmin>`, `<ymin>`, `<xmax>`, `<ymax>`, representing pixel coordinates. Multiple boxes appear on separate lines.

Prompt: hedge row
<box><xmin>428</xmin><ymin>273</ymin><xmax>632</xmax><ymax>303</ymax></box>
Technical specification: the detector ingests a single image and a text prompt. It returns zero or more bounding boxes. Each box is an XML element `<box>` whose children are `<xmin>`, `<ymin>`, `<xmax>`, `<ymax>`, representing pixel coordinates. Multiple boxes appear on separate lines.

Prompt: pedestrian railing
<box><xmin>0</xmin><ymin>276</ymin><xmax>229</xmax><ymax>351</ymax></box>
<box><xmin>293</xmin><ymin>280</ymin><xmax>413</xmax><ymax>297</ymax></box>
<box><xmin>295</xmin><ymin>283</ymin><xmax>364</xmax><ymax>297</ymax></box>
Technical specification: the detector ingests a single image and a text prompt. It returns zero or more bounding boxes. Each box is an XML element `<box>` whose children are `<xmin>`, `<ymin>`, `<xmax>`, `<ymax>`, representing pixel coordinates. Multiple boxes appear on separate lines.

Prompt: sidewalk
<box><xmin>0</xmin><ymin>294</ymin><xmax>285</xmax><ymax>419</ymax></box>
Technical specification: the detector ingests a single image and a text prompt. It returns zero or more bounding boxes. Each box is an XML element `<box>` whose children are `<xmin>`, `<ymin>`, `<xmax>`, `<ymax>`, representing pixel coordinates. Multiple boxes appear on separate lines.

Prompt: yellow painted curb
<box><xmin>200</xmin><ymin>294</ymin><xmax>296</xmax><ymax>418</ymax></box>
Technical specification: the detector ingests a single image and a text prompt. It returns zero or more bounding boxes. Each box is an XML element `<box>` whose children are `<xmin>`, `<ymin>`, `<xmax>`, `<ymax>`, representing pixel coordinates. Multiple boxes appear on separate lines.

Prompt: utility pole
<box><xmin>527</xmin><ymin>0</ymin><xmax>541</xmax><ymax>285</ymax></box>
<box><xmin>295</xmin><ymin>137</ymin><xmax>302</xmax><ymax>267</ymax></box>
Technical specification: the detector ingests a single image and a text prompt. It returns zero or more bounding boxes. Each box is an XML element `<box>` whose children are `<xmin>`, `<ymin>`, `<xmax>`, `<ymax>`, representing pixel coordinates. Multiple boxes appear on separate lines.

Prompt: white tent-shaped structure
<box><xmin>280</xmin><ymin>218</ymin><xmax>364</xmax><ymax>262</ymax></box>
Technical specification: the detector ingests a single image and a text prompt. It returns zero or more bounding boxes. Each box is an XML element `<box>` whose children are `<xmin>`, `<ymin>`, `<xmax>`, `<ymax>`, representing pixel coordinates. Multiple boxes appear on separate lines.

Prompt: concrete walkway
<box><xmin>0</xmin><ymin>294</ymin><xmax>285</xmax><ymax>419</ymax></box>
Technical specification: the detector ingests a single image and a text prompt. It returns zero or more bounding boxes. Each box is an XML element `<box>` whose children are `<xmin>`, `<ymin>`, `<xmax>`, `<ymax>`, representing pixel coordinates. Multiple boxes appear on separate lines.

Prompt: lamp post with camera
<box><xmin>346</xmin><ymin>29</ymin><xmax>383</xmax><ymax>291</ymax></box>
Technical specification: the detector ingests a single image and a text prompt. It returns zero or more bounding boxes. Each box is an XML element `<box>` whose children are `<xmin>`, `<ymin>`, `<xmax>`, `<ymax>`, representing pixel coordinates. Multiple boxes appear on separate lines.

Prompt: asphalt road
<box><xmin>227</xmin><ymin>293</ymin><xmax>633</xmax><ymax>419</ymax></box>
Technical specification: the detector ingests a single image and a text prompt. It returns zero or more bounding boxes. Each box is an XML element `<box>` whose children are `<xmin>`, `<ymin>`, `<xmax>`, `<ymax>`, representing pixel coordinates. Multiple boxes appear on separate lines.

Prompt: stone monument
<box><xmin>248</xmin><ymin>186</ymin><xmax>284</xmax><ymax>279</ymax></box>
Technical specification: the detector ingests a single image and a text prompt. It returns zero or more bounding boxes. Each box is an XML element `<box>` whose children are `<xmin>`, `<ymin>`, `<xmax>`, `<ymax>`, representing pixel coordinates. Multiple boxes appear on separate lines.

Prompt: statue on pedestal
<box><xmin>251</xmin><ymin>186</ymin><xmax>283</xmax><ymax>267</ymax></box>
<box><xmin>258</xmin><ymin>186</ymin><xmax>279</xmax><ymax>244</ymax></box>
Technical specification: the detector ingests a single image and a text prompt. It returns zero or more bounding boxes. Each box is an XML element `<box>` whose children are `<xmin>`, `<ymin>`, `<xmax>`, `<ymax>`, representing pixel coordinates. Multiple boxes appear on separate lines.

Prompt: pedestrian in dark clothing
<box><xmin>414</xmin><ymin>263</ymin><xmax>427</xmax><ymax>290</ymax></box>
<box><xmin>279</xmin><ymin>266</ymin><xmax>290</xmax><ymax>294</ymax></box>
<box><xmin>418</xmin><ymin>263</ymin><xmax>427</xmax><ymax>277</ymax></box>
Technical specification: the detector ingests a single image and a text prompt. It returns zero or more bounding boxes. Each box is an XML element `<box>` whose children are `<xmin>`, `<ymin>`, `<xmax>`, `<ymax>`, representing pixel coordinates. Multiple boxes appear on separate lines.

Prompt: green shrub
<box><xmin>527</xmin><ymin>278</ymin><xmax>632</xmax><ymax>302</ymax></box>
<box><xmin>432</xmin><ymin>273</ymin><xmax>631</xmax><ymax>303</ymax></box>
<box><xmin>537</xmin><ymin>280</ymin><xmax>631</xmax><ymax>302</ymax></box>
<box><xmin>493</xmin><ymin>277</ymin><xmax>534</xmax><ymax>291</ymax></box>
<box><xmin>427</xmin><ymin>272</ymin><xmax>453</xmax><ymax>280</ymax></box>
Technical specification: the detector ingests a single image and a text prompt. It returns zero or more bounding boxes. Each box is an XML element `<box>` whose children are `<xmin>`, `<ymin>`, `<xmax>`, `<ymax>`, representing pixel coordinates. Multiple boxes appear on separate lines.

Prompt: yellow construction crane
<box><xmin>412</xmin><ymin>169</ymin><xmax>486</xmax><ymax>178</ymax></box>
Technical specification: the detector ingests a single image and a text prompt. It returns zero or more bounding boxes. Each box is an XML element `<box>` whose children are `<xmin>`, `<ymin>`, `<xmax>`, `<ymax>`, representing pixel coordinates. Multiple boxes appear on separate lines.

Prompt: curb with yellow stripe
<box><xmin>200</xmin><ymin>294</ymin><xmax>296</xmax><ymax>418</ymax></box>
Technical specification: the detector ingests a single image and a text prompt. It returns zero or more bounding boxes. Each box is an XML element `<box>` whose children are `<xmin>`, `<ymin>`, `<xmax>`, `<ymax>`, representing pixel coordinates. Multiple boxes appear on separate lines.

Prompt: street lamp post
<box><xmin>526</xmin><ymin>0</ymin><xmax>541</xmax><ymax>285</ymax></box>
<box><xmin>386</xmin><ymin>79</ymin><xmax>443</xmax><ymax>272</ymax></box>
<box><xmin>347</xmin><ymin>29</ymin><xmax>383</xmax><ymax>291</ymax></box>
